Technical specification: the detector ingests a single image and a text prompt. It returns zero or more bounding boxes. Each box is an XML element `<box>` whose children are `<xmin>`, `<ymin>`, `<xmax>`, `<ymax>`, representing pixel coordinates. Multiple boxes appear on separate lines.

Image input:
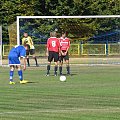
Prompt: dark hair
<box><xmin>23</xmin><ymin>43</ymin><xmax>30</xmax><ymax>50</ymax></box>
<box><xmin>61</xmin><ymin>31</ymin><xmax>68</xmax><ymax>36</ymax></box>
<box><xmin>23</xmin><ymin>32</ymin><xmax>28</xmax><ymax>35</ymax></box>
<box><xmin>24</xmin><ymin>32</ymin><xmax>28</xmax><ymax>34</ymax></box>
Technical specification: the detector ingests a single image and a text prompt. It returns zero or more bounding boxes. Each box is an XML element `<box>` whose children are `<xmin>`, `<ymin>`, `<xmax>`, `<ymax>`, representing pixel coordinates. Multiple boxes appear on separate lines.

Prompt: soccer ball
<box><xmin>60</xmin><ymin>76</ymin><xmax>66</xmax><ymax>82</ymax></box>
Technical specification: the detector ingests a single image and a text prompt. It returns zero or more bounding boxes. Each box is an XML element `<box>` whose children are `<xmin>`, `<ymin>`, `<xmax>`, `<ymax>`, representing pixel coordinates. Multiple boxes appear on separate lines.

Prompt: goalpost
<box><xmin>0</xmin><ymin>26</ymin><xmax>2</xmax><ymax>66</ymax></box>
<box><xmin>14</xmin><ymin>15</ymin><xmax>120</xmax><ymax>65</ymax></box>
<box><xmin>1</xmin><ymin>15</ymin><xmax>120</xmax><ymax>66</ymax></box>
<box><xmin>17</xmin><ymin>15</ymin><xmax>120</xmax><ymax>45</ymax></box>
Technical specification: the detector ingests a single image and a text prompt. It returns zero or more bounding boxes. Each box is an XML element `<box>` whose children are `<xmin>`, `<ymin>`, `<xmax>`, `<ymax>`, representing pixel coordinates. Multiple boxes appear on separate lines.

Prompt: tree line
<box><xmin>0</xmin><ymin>0</ymin><xmax>120</xmax><ymax>43</ymax></box>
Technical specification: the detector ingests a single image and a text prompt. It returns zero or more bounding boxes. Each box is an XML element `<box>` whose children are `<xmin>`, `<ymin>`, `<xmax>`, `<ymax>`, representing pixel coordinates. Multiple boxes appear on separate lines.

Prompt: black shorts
<box><xmin>26</xmin><ymin>49</ymin><xmax>35</xmax><ymax>55</ymax></box>
<box><xmin>59</xmin><ymin>51</ymin><xmax>69</xmax><ymax>62</ymax></box>
<box><xmin>48</xmin><ymin>51</ymin><xmax>59</xmax><ymax>62</ymax></box>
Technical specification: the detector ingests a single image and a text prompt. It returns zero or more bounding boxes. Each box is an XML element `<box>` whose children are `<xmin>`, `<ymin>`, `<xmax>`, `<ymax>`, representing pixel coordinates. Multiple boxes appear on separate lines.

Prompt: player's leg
<box><xmin>64</xmin><ymin>53</ymin><xmax>70</xmax><ymax>75</ymax></box>
<box><xmin>17</xmin><ymin>65</ymin><xmax>28</xmax><ymax>84</ymax></box>
<box><xmin>26</xmin><ymin>49</ymin><xmax>30</xmax><ymax>66</ymax></box>
<box><xmin>26</xmin><ymin>56</ymin><xmax>30</xmax><ymax>67</ymax></box>
<box><xmin>33</xmin><ymin>55</ymin><xmax>39</xmax><ymax>67</ymax></box>
<box><xmin>46</xmin><ymin>51</ymin><xmax>52</xmax><ymax>76</ymax></box>
<box><xmin>30</xmin><ymin>49</ymin><xmax>39</xmax><ymax>67</ymax></box>
<box><xmin>54</xmin><ymin>52</ymin><xmax>59</xmax><ymax>76</ymax></box>
<box><xmin>54</xmin><ymin>61</ymin><xmax>58</xmax><ymax>76</ymax></box>
<box><xmin>66</xmin><ymin>60</ymin><xmax>70</xmax><ymax>75</ymax></box>
<box><xmin>46</xmin><ymin>62</ymin><xmax>51</xmax><ymax>76</ymax></box>
<box><xmin>8</xmin><ymin>56</ymin><xmax>16</xmax><ymax>84</ymax></box>
<box><xmin>9</xmin><ymin>65</ymin><xmax>15</xmax><ymax>84</ymax></box>
<box><xmin>59</xmin><ymin>56</ymin><xmax>63</xmax><ymax>75</ymax></box>
<box><xmin>17</xmin><ymin>65</ymin><xmax>23</xmax><ymax>81</ymax></box>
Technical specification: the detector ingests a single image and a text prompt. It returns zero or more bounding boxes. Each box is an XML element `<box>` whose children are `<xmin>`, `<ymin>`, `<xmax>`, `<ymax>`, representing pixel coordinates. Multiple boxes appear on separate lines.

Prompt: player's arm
<box><xmin>22</xmin><ymin>38</ymin><xmax>25</xmax><ymax>45</ymax></box>
<box><xmin>59</xmin><ymin>47</ymin><xmax>61</xmax><ymax>56</ymax></box>
<box><xmin>27</xmin><ymin>37</ymin><xmax>34</xmax><ymax>49</ymax></box>
<box><xmin>46</xmin><ymin>48</ymin><xmax>49</xmax><ymax>56</ymax></box>
<box><xmin>22</xmin><ymin>57</ymin><xmax>26</xmax><ymax>71</ymax></box>
<box><xmin>65</xmin><ymin>47</ymin><xmax>69</xmax><ymax>55</ymax></box>
<box><xmin>30</xmin><ymin>37</ymin><xmax>34</xmax><ymax>46</ymax></box>
<box><xmin>46</xmin><ymin>39</ymin><xmax>49</xmax><ymax>56</ymax></box>
<box><xmin>65</xmin><ymin>40</ymin><xmax>70</xmax><ymax>55</ymax></box>
<box><xmin>58</xmin><ymin>38</ymin><xmax>61</xmax><ymax>56</ymax></box>
<box><xmin>58</xmin><ymin>40</ymin><xmax>61</xmax><ymax>56</ymax></box>
<box><xmin>61</xmin><ymin>50</ymin><xmax>64</xmax><ymax>55</ymax></box>
<box><xmin>20</xmin><ymin>49</ymin><xmax>27</xmax><ymax>70</ymax></box>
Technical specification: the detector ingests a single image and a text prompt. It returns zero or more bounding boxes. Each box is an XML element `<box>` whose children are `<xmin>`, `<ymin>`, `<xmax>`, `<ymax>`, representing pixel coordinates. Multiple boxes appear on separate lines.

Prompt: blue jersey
<box><xmin>8</xmin><ymin>45</ymin><xmax>26</xmax><ymax>58</ymax></box>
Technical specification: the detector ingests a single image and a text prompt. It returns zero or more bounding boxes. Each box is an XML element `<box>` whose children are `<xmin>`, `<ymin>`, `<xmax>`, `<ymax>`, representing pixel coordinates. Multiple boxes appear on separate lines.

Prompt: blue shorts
<box><xmin>8</xmin><ymin>56</ymin><xmax>20</xmax><ymax>65</ymax></box>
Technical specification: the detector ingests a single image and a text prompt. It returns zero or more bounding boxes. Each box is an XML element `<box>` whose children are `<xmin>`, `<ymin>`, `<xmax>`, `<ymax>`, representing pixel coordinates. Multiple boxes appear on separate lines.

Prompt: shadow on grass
<box><xmin>15</xmin><ymin>81</ymin><xmax>39</xmax><ymax>84</ymax></box>
<box><xmin>47</xmin><ymin>73</ymin><xmax>77</xmax><ymax>76</ymax></box>
<box><xmin>27</xmin><ymin>81</ymin><xmax>39</xmax><ymax>84</ymax></box>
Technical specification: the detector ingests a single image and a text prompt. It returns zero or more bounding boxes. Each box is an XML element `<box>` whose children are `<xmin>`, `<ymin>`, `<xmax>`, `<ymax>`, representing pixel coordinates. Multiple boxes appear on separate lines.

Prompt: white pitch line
<box><xmin>1</xmin><ymin>108</ymin><xmax>120</xmax><ymax>115</ymax></box>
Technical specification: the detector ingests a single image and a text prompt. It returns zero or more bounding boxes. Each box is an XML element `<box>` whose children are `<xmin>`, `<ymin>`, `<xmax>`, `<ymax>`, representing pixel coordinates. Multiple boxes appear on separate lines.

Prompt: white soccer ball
<box><xmin>60</xmin><ymin>76</ymin><xmax>66</xmax><ymax>82</ymax></box>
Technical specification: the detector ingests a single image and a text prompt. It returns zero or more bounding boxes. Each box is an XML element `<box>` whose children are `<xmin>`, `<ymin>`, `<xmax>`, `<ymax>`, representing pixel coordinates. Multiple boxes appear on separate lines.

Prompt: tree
<box><xmin>0</xmin><ymin>0</ymin><xmax>119</xmax><ymax>44</ymax></box>
<box><xmin>0</xmin><ymin>0</ymin><xmax>35</xmax><ymax>43</ymax></box>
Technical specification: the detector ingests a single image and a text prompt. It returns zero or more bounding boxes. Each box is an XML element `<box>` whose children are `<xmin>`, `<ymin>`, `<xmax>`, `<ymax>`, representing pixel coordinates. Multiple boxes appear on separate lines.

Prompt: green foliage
<box><xmin>19</xmin><ymin>18</ymin><xmax>97</xmax><ymax>43</ymax></box>
<box><xmin>0</xmin><ymin>0</ymin><xmax>119</xmax><ymax>43</ymax></box>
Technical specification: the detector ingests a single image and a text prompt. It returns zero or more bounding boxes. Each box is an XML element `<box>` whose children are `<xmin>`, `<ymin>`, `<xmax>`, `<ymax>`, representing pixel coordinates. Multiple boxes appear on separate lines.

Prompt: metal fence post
<box><xmin>80</xmin><ymin>41</ymin><xmax>83</xmax><ymax>56</ymax></box>
<box><xmin>0</xmin><ymin>26</ymin><xmax>2</xmax><ymax>65</ymax></box>
<box><xmin>106</xmin><ymin>40</ymin><xmax>109</xmax><ymax>56</ymax></box>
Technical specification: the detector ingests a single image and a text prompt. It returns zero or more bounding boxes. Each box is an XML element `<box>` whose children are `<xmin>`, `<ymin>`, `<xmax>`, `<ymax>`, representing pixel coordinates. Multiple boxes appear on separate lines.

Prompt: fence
<box><xmin>2</xmin><ymin>43</ymin><xmax>120</xmax><ymax>57</ymax></box>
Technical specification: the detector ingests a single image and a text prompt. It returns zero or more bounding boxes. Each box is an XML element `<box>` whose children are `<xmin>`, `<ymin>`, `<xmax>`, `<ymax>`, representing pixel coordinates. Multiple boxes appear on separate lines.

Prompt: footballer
<box><xmin>22</xmin><ymin>32</ymin><xmax>39</xmax><ymax>67</ymax></box>
<box><xmin>8</xmin><ymin>45</ymin><xmax>29</xmax><ymax>84</ymax></box>
<box><xmin>59</xmin><ymin>31</ymin><xmax>71</xmax><ymax>75</ymax></box>
<box><xmin>46</xmin><ymin>31</ymin><xmax>60</xmax><ymax>76</ymax></box>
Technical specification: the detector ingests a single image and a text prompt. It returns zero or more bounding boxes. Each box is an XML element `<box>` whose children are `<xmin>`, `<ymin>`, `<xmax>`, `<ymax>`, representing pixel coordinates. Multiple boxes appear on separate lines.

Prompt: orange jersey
<box><xmin>47</xmin><ymin>37</ymin><xmax>60</xmax><ymax>52</ymax></box>
<box><xmin>59</xmin><ymin>37</ymin><xmax>70</xmax><ymax>51</ymax></box>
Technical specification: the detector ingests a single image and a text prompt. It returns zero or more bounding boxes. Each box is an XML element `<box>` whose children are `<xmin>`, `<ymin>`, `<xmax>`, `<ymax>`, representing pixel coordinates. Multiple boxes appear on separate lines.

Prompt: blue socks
<box><xmin>18</xmin><ymin>70</ymin><xmax>23</xmax><ymax>81</ymax></box>
<box><xmin>9</xmin><ymin>70</ymin><xmax>23</xmax><ymax>81</ymax></box>
<box><xmin>10</xmin><ymin>71</ymin><xmax>14</xmax><ymax>81</ymax></box>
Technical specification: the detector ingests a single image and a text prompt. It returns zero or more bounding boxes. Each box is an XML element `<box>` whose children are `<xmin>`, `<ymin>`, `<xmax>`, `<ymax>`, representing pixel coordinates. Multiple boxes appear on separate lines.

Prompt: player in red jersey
<box><xmin>59</xmin><ymin>31</ymin><xmax>70</xmax><ymax>75</ymax></box>
<box><xmin>46</xmin><ymin>32</ymin><xmax>60</xmax><ymax>76</ymax></box>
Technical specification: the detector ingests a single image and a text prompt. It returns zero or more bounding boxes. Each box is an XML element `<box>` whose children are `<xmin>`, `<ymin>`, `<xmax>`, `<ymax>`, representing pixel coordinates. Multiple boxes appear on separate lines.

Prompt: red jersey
<box><xmin>47</xmin><ymin>37</ymin><xmax>60</xmax><ymax>52</ymax></box>
<box><xmin>59</xmin><ymin>37</ymin><xmax>70</xmax><ymax>51</ymax></box>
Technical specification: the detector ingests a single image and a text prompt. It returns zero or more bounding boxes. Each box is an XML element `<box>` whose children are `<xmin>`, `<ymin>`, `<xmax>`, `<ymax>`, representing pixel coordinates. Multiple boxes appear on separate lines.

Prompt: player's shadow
<box><xmin>27</xmin><ymin>81</ymin><xmax>39</xmax><ymax>84</ymax></box>
<box><xmin>50</xmin><ymin>73</ymin><xmax>77</xmax><ymax>76</ymax></box>
<box><xmin>16</xmin><ymin>81</ymin><xmax>39</xmax><ymax>84</ymax></box>
<box><xmin>68</xmin><ymin>73</ymin><xmax>77</xmax><ymax>76</ymax></box>
<box><xmin>64</xmin><ymin>73</ymin><xmax>77</xmax><ymax>76</ymax></box>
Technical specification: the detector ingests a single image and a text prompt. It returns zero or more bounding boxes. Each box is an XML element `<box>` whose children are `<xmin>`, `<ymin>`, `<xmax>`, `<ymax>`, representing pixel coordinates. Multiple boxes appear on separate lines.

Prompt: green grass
<box><xmin>0</xmin><ymin>65</ymin><xmax>120</xmax><ymax>120</ymax></box>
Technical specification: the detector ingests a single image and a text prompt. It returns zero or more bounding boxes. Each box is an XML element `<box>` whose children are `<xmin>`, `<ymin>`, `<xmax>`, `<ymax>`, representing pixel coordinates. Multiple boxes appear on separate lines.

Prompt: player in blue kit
<box><xmin>8</xmin><ymin>45</ymin><xmax>29</xmax><ymax>84</ymax></box>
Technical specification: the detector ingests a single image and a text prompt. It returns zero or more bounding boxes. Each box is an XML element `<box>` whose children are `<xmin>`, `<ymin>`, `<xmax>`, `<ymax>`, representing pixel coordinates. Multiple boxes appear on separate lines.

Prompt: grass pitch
<box><xmin>0</xmin><ymin>65</ymin><xmax>120</xmax><ymax>120</ymax></box>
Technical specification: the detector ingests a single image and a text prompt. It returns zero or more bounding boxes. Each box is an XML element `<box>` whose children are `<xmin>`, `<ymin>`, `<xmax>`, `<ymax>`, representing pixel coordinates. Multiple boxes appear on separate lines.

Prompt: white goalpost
<box><xmin>1</xmin><ymin>15</ymin><xmax>120</xmax><ymax>66</ymax></box>
<box><xmin>0</xmin><ymin>26</ymin><xmax>2</xmax><ymax>66</ymax></box>
<box><xmin>15</xmin><ymin>15</ymin><xmax>120</xmax><ymax>65</ymax></box>
<box><xmin>17</xmin><ymin>15</ymin><xmax>120</xmax><ymax>45</ymax></box>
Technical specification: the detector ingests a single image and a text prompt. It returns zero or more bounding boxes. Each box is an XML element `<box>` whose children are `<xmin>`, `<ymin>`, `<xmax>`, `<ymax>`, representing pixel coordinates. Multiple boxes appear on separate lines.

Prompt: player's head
<box><xmin>23</xmin><ymin>32</ymin><xmax>28</xmax><ymax>37</ymax></box>
<box><xmin>50</xmin><ymin>31</ymin><xmax>57</xmax><ymax>37</ymax></box>
<box><xmin>23</xmin><ymin>44</ymin><xmax>30</xmax><ymax>50</ymax></box>
<box><xmin>61</xmin><ymin>31</ymin><xmax>68</xmax><ymax>38</ymax></box>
